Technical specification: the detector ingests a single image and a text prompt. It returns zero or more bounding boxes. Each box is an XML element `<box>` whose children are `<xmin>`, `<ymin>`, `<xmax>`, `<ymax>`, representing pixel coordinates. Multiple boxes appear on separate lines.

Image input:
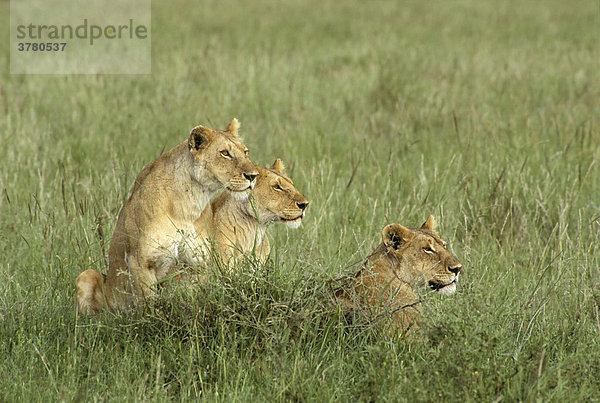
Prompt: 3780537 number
<box><xmin>17</xmin><ymin>43</ymin><xmax>67</xmax><ymax>51</ymax></box>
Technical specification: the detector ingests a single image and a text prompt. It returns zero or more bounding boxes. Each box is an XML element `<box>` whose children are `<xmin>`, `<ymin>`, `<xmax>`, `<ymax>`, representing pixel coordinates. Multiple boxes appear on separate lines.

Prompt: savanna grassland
<box><xmin>1</xmin><ymin>0</ymin><xmax>599</xmax><ymax>400</ymax></box>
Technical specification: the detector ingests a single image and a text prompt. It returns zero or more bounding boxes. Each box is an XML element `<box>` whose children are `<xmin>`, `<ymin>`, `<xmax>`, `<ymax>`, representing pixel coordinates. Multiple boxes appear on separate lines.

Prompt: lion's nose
<box><xmin>296</xmin><ymin>202</ymin><xmax>308</xmax><ymax>211</ymax></box>
<box><xmin>448</xmin><ymin>265</ymin><xmax>462</xmax><ymax>274</ymax></box>
<box><xmin>244</xmin><ymin>172</ymin><xmax>258</xmax><ymax>183</ymax></box>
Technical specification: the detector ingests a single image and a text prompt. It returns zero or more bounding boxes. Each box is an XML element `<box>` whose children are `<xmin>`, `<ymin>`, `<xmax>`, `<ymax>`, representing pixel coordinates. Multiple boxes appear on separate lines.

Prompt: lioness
<box><xmin>337</xmin><ymin>215</ymin><xmax>462</xmax><ymax>336</ymax></box>
<box><xmin>194</xmin><ymin>158</ymin><xmax>308</xmax><ymax>264</ymax></box>
<box><xmin>75</xmin><ymin>119</ymin><xmax>258</xmax><ymax>313</ymax></box>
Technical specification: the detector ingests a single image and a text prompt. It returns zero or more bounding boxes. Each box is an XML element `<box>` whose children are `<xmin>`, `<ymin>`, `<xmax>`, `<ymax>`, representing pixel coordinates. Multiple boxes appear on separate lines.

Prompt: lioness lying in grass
<box><xmin>337</xmin><ymin>215</ymin><xmax>462</xmax><ymax>336</ymax></box>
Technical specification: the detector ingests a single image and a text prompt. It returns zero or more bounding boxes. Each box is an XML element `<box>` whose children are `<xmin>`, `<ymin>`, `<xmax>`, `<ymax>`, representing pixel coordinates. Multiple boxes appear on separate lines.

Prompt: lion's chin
<box><xmin>435</xmin><ymin>281</ymin><xmax>457</xmax><ymax>296</ymax></box>
<box><xmin>228</xmin><ymin>188</ymin><xmax>251</xmax><ymax>201</ymax></box>
<box><xmin>283</xmin><ymin>218</ymin><xmax>302</xmax><ymax>229</ymax></box>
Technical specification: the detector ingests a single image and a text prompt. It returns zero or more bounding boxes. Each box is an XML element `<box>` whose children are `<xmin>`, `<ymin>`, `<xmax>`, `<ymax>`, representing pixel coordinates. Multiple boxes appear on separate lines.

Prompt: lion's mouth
<box><xmin>233</xmin><ymin>186</ymin><xmax>253</xmax><ymax>191</ymax></box>
<box><xmin>279</xmin><ymin>214</ymin><xmax>303</xmax><ymax>229</ymax></box>
<box><xmin>279</xmin><ymin>214</ymin><xmax>303</xmax><ymax>223</ymax></box>
<box><xmin>429</xmin><ymin>279</ymin><xmax>457</xmax><ymax>292</ymax></box>
<box><xmin>227</xmin><ymin>178</ymin><xmax>256</xmax><ymax>194</ymax></box>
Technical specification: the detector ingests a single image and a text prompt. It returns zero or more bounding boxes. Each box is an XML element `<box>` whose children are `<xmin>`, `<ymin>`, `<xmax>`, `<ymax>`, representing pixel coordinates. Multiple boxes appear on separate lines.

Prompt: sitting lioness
<box><xmin>337</xmin><ymin>215</ymin><xmax>462</xmax><ymax>336</ymax></box>
<box><xmin>75</xmin><ymin>119</ymin><xmax>258</xmax><ymax>313</ymax></box>
<box><xmin>194</xmin><ymin>158</ymin><xmax>308</xmax><ymax>265</ymax></box>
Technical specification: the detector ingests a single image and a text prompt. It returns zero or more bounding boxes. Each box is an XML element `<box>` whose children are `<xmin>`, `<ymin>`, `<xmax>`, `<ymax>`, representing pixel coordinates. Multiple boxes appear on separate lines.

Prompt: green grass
<box><xmin>1</xmin><ymin>0</ymin><xmax>599</xmax><ymax>400</ymax></box>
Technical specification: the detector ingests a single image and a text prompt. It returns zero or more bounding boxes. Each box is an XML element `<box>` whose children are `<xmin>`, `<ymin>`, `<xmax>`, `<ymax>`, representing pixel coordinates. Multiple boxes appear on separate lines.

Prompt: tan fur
<box><xmin>194</xmin><ymin>159</ymin><xmax>309</xmax><ymax>264</ymax></box>
<box><xmin>75</xmin><ymin>270</ymin><xmax>106</xmax><ymax>314</ymax></box>
<box><xmin>337</xmin><ymin>215</ymin><xmax>462</xmax><ymax>336</ymax></box>
<box><xmin>75</xmin><ymin>119</ymin><xmax>258</xmax><ymax>313</ymax></box>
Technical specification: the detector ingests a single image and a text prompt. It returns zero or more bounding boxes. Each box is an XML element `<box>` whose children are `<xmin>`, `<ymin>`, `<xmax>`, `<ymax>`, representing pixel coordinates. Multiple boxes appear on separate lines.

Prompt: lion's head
<box><xmin>376</xmin><ymin>215</ymin><xmax>462</xmax><ymax>296</ymax></box>
<box><xmin>249</xmin><ymin>159</ymin><xmax>309</xmax><ymax>229</ymax></box>
<box><xmin>188</xmin><ymin>118</ymin><xmax>258</xmax><ymax>199</ymax></box>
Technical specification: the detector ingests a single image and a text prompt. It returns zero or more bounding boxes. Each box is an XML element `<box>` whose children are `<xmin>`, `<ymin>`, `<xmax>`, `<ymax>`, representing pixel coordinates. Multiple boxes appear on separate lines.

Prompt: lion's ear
<box><xmin>226</xmin><ymin>118</ymin><xmax>240</xmax><ymax>137</ymax></box>
<box><xmin>421</xmin><ymin>215</ymin><xmax>436</xmax><ymax>231</ymax></box>
<box><xmin>189</xmin><ymin>125</ymin><xmax>215</xmax><ymax>151</ymax></box>
<box><xmin>382</xmin><ymin>224</ymin><xmax>413</xmax><ymax>250</ymax></box>
<box><xmin>270</xmin><ymin>158</ymin><xmax>285</xmax><ymax>174</ymax></box>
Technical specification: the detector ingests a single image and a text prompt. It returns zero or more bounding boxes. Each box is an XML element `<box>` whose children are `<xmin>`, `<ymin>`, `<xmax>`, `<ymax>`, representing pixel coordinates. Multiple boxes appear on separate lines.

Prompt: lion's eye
<box><xmin>220</xmin><ymin>150</ymin><xmax>232</xmax><ymax>158</ymax></box>
<box><xmin>244</xmin><ymin>149</ymin><xmax>249</xmax><ymax>156</ymax></box>
<box><xmin>423</xmin><ymin>246</ymin><xmax>435</xmax><ymax>254</ymax></box>
<box><xmin>273</xmin><ymin>184</ymin><xmax>283</xmax><ymax>191</ymax></box>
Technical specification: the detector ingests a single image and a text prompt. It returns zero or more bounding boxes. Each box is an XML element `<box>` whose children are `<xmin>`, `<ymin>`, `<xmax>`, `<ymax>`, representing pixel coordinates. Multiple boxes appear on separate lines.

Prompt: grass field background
<box><xmin>1</xmin><ymin>0</ymin><xmax>599</xmax><ymax>400</ymax></box>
